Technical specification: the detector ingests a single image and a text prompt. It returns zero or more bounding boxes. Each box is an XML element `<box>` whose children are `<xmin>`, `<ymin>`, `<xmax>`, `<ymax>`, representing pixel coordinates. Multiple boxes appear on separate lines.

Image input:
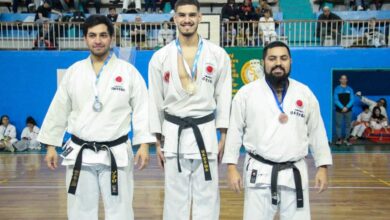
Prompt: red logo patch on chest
<box><xmin>206</xmin><ymin>65</ymin><xmax>213</xmax><ymax>74</ymax></box>
<box><xmin>115</xmin><ymin>76</ymin><xmax>122</xmax><ymax>83</ymax></box>
<box><xmin>296</xmin><ymin>100</ymin><xmax>303</xmax><ymax>108</ymax></box>
<box><xmin>164</xmin><ymin>71</ymin><xmax>170</xmax><ymax>83</ymax></box>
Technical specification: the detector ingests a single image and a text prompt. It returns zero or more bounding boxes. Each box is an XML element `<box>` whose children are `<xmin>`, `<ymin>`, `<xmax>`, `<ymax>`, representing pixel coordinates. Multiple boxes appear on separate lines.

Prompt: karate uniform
<box><xmin>15</xmin><ymin>125</ymin><xmax>41</xmax><ymax>151</ymax></box>
<box><xmin>351</xmin><ymin>111</ymin><xmax>371</xmax><ymax>137</ymax></box>
<box><xmin>38</xmin><ymin>54</ymin><xmax>155</xmax><ymax>220</ymax></box>
<box><xmin>259</xmin><ymin>17</ymin><xmax>277</xmax><ymax>43</ymax></box>
<box><xmin>0</xmin><ymin>124</ymin><xmax>18</xmax><ymax>151</ymax></box>
<box><xmin>223</xmin><ymin>77</ymin><xmax>333</xmax><ymax>220</ymax></box>
<box><xmin>148</xmin><ymin>39</ymin><xmax>232</xmax><ymax>220</ymax></box>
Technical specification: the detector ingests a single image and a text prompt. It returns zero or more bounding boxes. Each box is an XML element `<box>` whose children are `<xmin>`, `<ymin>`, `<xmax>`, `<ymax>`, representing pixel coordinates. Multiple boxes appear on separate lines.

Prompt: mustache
<box><xmin>271</xmin><ymin>65</ymin><xmax>285</xmax><ymax>72</ymax></box>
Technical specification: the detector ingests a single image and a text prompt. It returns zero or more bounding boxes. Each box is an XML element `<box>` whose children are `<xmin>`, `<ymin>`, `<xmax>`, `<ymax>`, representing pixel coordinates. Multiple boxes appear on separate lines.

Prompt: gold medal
<box><xmin>186</xmin><ymin>82</ymin><xmax>197</xmax><ymax>95</ymax></box>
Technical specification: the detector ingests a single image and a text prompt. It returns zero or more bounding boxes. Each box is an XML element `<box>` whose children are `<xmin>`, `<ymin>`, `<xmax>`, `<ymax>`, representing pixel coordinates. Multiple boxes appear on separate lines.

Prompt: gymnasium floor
<box><xmin>0</xmin><ymin>145</ymin><xmax>389</xmax><ymax>220</ymax></box>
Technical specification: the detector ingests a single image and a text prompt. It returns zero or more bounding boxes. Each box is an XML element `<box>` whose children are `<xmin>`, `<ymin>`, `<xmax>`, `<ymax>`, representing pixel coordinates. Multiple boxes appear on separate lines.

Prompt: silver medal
<box><xmin>93</xmin><ymin>100</ymin><xmax>103</xmax><ymax>112</ymax></box>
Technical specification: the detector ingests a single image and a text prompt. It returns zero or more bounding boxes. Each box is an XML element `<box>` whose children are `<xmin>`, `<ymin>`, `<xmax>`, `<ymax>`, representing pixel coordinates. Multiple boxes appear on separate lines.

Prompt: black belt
<box><xmin>248</xmin><ymin>152</ymin><xmax>304</xmax><ymax>208</ymax></box>
<box><xmin>164</xmin><ymin>113</ymin><xmax>214</xmax><ymax>181</ymax></box>
<box><xmin>68</xmin><ymin>135</ymin><xmax>128</xmax><ymax>196</ymax></box>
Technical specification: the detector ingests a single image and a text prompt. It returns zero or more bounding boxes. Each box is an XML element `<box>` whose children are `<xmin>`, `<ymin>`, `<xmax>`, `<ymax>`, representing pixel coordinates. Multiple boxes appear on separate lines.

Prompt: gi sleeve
<box><xmin>222</xmin><ymin>90</ymin><xmax>245</xmax><ymax>164</ymax></box>
<box><xmin>21</xmin><ymin>128</ymin><xmax>28</xmax><ymax>139</ymax></box>
<box><xmin>8</xmin><ymin>126</ymin><xmax>17</xmax><ymax>139</ymax></box>
<box><xmin>37</xmin><ymin>68</ymin><xmax>72</xmax><ymax>147</ymax></box>
<box><xmin>148</xmin><ymin>53</ymin><xmax>165</xmax><ymax>134</ymax></box>
<box><xmin>307</xmin><ymin>88</ymin><xmax>333</xmax><ymax>168</ymax></box>
<box><xmin>129</xmin><ymin>66</ymin><xmax>156</xmax><ymax>145</ymax></box>
<box><xmin>214</xmin><ymin>51</ymin><xmax>232</xmax><ymax>129</ymax></box>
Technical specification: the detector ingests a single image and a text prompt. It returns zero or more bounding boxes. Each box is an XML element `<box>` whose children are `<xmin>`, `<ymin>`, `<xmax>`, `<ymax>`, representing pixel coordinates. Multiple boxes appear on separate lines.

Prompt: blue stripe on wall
<box><xmin>0</xmin><ymin>48</ymin><xmax>389</xmax><ymax>141</ymax></box>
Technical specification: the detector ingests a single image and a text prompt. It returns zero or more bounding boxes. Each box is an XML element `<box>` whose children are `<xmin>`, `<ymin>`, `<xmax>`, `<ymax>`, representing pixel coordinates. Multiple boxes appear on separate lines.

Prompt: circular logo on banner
<box><xmin>240</xmin><ymin>59</ymin><xmax>264</xmax><ymax>84</ymax></box>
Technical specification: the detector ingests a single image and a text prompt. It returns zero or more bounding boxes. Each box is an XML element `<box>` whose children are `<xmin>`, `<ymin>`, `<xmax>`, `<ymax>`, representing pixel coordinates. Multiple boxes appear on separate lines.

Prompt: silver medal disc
<box><xmin>93</xmin><ymin>100</ymin><xmax>103</xmax><ymax>112</ymax></box>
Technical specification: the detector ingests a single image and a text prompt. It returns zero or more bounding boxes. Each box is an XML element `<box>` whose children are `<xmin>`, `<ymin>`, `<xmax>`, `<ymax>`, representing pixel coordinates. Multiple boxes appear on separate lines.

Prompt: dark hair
<box><xmin>175</xmin><ymin>0</ymin><xmax>200</xmax><ymax>12</ymax></box>
<box><xmin>362</xmin><ymin>105</ymin><xmax>369</xmax><ymax>111</ymax></box>
<box><xmin>26</xmin><ymin>116</ymin><xmax>37</xmax><ymax>126</ymax></box>
<box><xmin>378</xmin><ymin>98</ymin><xmax>387</xmax><ymax>109</ymax></box>
<box><xmin>83</xmin><ymin>15</ymin><xmax>114</xmax><ymax>37</ymax></box>
<box><xmin>109</xmin><ymin>7</ymin><xmax>116</xmax><ymax>11</ymax></box>
<box><xmin>372</xmin><ymin>106</ymin><xmax>385</xmax><ymax>120</ymax></box>
<box><xmin>0</xmin><ymin>115</ymin><xmax>9</xmax><ymax>125</ymax></box>
<box><xmin>263</xmin><ymin>41</ymin><xmax>291</xmax><ymax>60</ymax></box>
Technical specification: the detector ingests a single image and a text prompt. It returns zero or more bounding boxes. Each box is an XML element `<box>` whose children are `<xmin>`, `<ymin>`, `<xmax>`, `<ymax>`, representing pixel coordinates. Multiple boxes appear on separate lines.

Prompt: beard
<box><xmin>264</xmin><ymin>64</ymin><xmax>290</xmax><ymax>88</ymax></box>
<box><xmin>179</xmin><ymin>23</ymin><xmax>198</xmax><ymax>37</ymax></box>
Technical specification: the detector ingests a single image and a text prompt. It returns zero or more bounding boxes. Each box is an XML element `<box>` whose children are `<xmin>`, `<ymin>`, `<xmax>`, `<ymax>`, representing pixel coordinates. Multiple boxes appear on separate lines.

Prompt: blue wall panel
<box><xmin>0</xmin><ymin>48</ymin><xmax>389</xmax><ymax>141</ymax></box>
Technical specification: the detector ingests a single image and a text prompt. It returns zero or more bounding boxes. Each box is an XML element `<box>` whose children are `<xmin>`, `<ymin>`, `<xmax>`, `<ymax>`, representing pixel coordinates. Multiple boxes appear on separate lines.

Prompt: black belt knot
<box><xmin>164</xmin><ymin>112</ymin><xmax>214</xmax><ymax>181</ymax></box>
<box><xmin>249</xmin><ymin>152</ymin><xmax>304</xmax><ymax>208</ymax></box>
<box><xmin>68</xmin><ymin>135</ymin><xmax>128</xmax><ymax>196</ymax></box>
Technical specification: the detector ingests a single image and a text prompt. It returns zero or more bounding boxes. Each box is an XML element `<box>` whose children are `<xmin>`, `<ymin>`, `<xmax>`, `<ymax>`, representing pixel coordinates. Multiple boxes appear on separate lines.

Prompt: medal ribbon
<box><xmin>175</xmin><ymin>36</ymin><xmax>203</xmax><ymax>80</ymax></box>
<box><xmin>91</xmin><ymin>52</ymin><xmax>112</xmax><ymax>104</ymax></box>
<box><xmin>266</xmin><ymin>80</ymin><xmax>288</xmax><ymax>113</ymax></box>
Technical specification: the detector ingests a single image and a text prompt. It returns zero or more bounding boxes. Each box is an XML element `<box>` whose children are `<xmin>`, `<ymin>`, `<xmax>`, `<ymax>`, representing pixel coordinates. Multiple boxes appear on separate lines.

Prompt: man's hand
<box><xmin>45</xmin><ymin>146</ymin><xmax>58</xmax><ymax>170</ymax></box>
<box><xmin>227</xmin><ymin>164</ymin><xmax>243</xmax><ymax>193</ymax></box>
<box><xmin>342</xmin><ymin>107</ymin><xmax>348</xmax><ymax>112</ymax></box>
<box><xmin>218</xmin><ymin>128</ymin><xmax>227</xmax><ymax>164</ymax></box>
<box><xmin>155</xmin><ymin>134</ymin><xmax>165</xmax><ymax>169</ymax></box>
<box><xmin>134</xmin><ymin>144</ymin><xmax>149</xmax><ymax>170</ymax></box>
<box><xmin>315</xmin><ymin>166</ymin><xmax>329</xmax><ymax>193</ymax></box>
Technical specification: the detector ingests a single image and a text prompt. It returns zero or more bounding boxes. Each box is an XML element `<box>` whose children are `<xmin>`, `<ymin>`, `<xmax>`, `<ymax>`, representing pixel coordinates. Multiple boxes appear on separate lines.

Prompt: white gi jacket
<box><xmin>0</xmin><ymin>124</ymin><xmax>18</xmax><ymax>143</ymax></box>
<box><xmin>38</xmin><ymin>54</ymin><xmax>155</xmax><ymax>167</ymax></box>
<box><xmin>21</xmin><ymin>126</ymin><xmax>40</xmax><ymax>140</ymax></box>
<box><xmin>148</xmin><ymin>39</ymin><xmax>232</xmax><ymax>158</ymax></box>
<box><xmin>223</xmin><ymin>77</ymin><xmax>333</xmax><ymax>189</ymax></box>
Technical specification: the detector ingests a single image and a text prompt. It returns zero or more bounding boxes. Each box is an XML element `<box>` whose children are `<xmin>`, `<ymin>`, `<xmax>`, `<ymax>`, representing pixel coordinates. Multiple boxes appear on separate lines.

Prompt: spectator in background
<box><xmin>369</xmin><ymin>106</ymin><xmax>388</xmax><ymax>133</ymax></box>
<box><xmin>259</xmin><ymin>9</ymin><xmax>277</xmax><ymax>45</ymax></box>
<box><xmin>222</xmin><ymin>0</ymin><xmax>240</xmax><ymax>22</ymax></box>
<box><xmin>239</xmin><ymin>0</ymin><xmax>257</xmax><ymax>21</ymax></box>
<box><xmin>12</xmin><ymin>0</ymin><xmax>32</xmax><ymax>13</ymax></box>
<box><xmin>221</xmin><ymin>0</ymin><xmax>240</xmax><ymax>46</ymax></box>
<box><xmin>255</xmin><ymin>0</ymin><xmax>272</xmax><ymax>18</ymax></box>
<box><xmin>122</xmin><ymin>0</ymin><xmax>141</xmax><ymax>13</ymax></box>
<box><xmin>130</xmin><ymin>16</ymin><xmax>147</xmax><ymax>48</ymax></box>
<box><xmin>157</xmin><ymin>21</ymin><xmax>174</xmax><ymax>47</ymax></box>
<box><xmin>145</xmin><ymin>0</ymin><xmax>157</xmax><ymax>13</ymax></box>
<box><xmin>350</xmin><ymin>105</ymin><xmax>371</xmax><ymax>141</ymax></box>
<box><xmin>124</xmin><ymin>2</ymin><xmax>139</xmax><ymax>13</ymax></box>
<box><xmin>14</xmin><ymin>117</ymin><xmax>41</xmax><ymax>151</ymax></box>
<box><xmin>0</xmin><ymin>115</ymin><xmax>17</xmax><ymax>152</ymax></box>
<box><xmin>107</xmin><ymin>7</ymin><xmax>120</xmax><ymax>22</ymax></box>
<box><xmin>316</xmin><ymin>6</ymin><xmax>342</xmax><ymax>45</ymax></box>
<box><xmin>159</xmin><ymin>0</ymin><xmax>177</xmax><ymax>13</ymax></box>
<box><xmin>33</xmin><ymin>20</ymin><xmax>56</xmax><ymax>50</ymax></box>
<box><xmin>363</xmin><ymin>18</ymin><xmax>386</xmax><ymax>47</ymax></box>
<box><xmin>356</xmin><ymin>91</ymin><xmax>388</xmax><ymax>118</ymax></box>
<box><xmin>334</xmin><ymin>74</ymin><xmax>354</xmax><ymax>145</ymax></box>
<box><xmin>34</xmin><ymin>0</ymin><xmax>62</xmax><ymax>23</ymax></box>
<box><xmin>80</xmin><ymin>0</ymin><xmax>102</xmax><ymax>14</ymax></box>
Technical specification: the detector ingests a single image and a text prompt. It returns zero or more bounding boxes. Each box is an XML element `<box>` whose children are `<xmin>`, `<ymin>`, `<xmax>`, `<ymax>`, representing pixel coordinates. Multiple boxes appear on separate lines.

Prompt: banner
<box><xmin>225</xmin><ymin>47</ymin><xmax>264</xmax><ymax>95</ymax></box>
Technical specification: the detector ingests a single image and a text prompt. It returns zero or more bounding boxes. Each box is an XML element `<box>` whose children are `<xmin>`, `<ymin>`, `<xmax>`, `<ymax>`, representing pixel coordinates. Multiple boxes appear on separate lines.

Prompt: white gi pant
<box><xmin>243</xmin><ymin>156</ymin><xmax>310</xmax><ymax>220</ymax></box>
<box><xmin>65</xmin><ymin>159</ymin><xmax>134</xmax><ymax>220</ymax></box>
<box><xmin>163</xmin><ymin>156</ymin><xmax>219</xmax><ymax>220</ymax></box>
<box><xmin>351</xmin><ymin>123</ymin><xmax>368</xmax><ymax>137</ymax></box>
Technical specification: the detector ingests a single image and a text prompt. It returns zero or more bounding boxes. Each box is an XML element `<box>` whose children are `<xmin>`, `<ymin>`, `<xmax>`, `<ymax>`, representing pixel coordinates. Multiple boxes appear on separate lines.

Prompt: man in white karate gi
<box><xmin>148</xmin><ymin>0</ymin><xmax>232</xmax><ymax>219</ymax></box>
<box><xmin>38</xmin><ymin>15</ymin><xmax>155</xmax><ymax>220</ymax></box>
<box><xmin>223</xmin><ymin>41</ymin><xmax>333</xmax><ymax>220</ymax></box>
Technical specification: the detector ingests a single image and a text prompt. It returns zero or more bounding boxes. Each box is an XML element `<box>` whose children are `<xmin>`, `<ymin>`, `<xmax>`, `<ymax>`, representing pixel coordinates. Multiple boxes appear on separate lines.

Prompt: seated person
<box><xmin>14</xmin><ymin>117</ymin><xmax>41</xmax><ymax>151</ymax></box>
<box><xmin>350</xmin><ymin>105</ymin><xmax>371</xmax><ymax>140</ymax></box>
<box><xmin>255</xmin><ymin>0</ymin><xmax>273</xmax><ymax>18</ymax></box>
<box><xmin>356</xmin><ymin>91</ymin><xmax>387</xmax><ymax>118</ymax></box>
<box><xmin>363</xmin><ymin>18</ymin><xmax>386</xmax><ymax>47</ymax></box>
<box><xmin>316</xmin><ymin>6</ymin><xmax>342</xmax><ymax>45</ymax></box>
<box><xmin>258</xmin><ymin>9</ymin><xmax>277</xmax><ymax>45</ymax></box>
<box><xmin>34</xmin><ymin>0</ymin><xmax>62</xmax><ymax>23</ymax></box>
<box><xmin>33</xmin><ymin>20</ymin><xmax>56</xmax><ymax>50</ymax></box>
<box><xmin>158</xmin><ymin>21</ymin><xmax>175</xmax><ymax>47</ymax></box>
<box><xmin>369</xmin><ymin>106</ymin><xmax>388</xmax><ymax>133</ymax></box>
<box><xmin>0</xmin><ymin>115</ymin><xmax>18</xmax><ymax>152</ymax></box>
<box><xmin>130</xmin><ymin>16</ymin><xmax>147</xmax><ymax>47</ymax></box>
